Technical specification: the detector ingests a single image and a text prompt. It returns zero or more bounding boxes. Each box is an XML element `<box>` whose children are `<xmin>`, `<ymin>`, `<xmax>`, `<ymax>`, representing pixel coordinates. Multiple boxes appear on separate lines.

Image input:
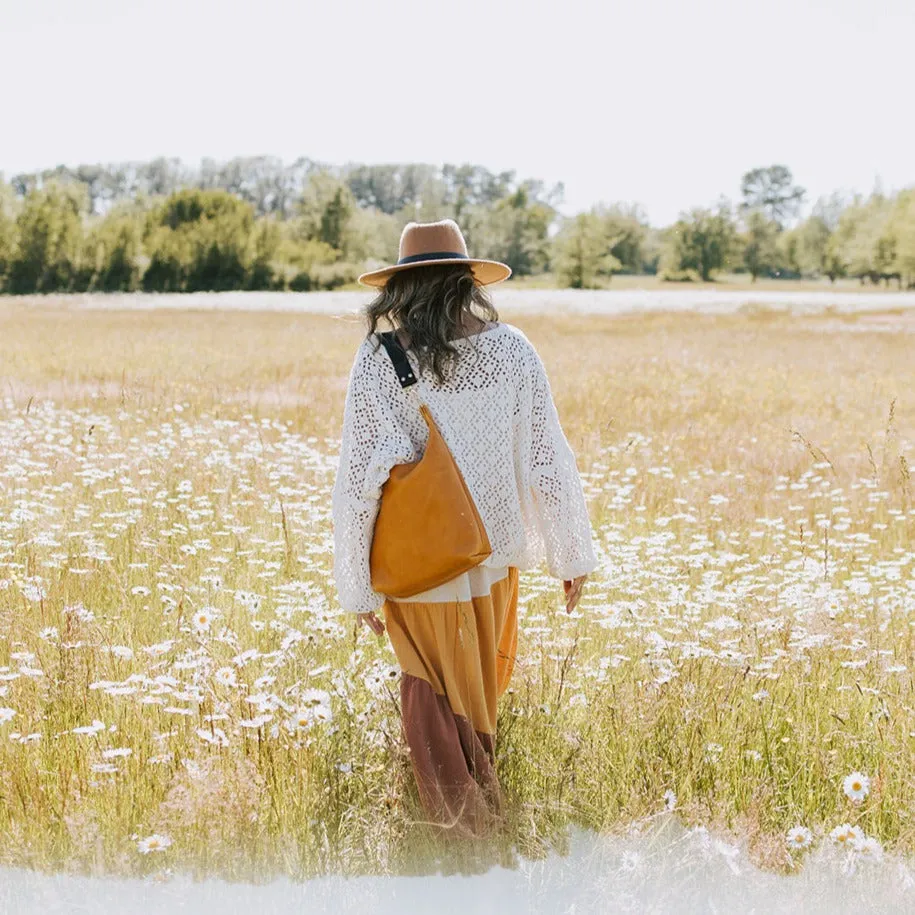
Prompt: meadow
<box><xmin>0</xmin><ymin>295</ymin><xmax>913</xmax><ymax>884</ymax></box>
<box><xmin>449</xmin><ymin>272</ymin><xmax>914</xmax><ymax>293</ymax></box>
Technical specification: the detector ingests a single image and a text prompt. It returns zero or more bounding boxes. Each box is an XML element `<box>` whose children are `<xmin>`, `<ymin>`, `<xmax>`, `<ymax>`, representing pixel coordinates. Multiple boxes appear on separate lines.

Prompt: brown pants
<box><xmin>383</xmin><ymin>567</ymin><xmax>519</xmax><ymax>837</ymax></box>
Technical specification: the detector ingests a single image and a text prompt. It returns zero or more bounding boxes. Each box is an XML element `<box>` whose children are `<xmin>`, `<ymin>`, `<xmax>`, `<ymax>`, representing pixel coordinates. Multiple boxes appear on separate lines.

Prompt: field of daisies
<box><xmin>0</xmin><ymin>297</ymin><xmax>912</xmax><ymax>882</ymax></box>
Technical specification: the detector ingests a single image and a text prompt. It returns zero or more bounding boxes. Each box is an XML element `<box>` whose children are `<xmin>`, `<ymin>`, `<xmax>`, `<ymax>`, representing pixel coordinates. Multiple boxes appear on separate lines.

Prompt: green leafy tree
<box><xmin>740</xmin><ymin>165</ymin><xmax>806</xmax><ymax>225</ymax></box>
<box><xmin>245</xmin><ymin>217</ymin><xmax>284</xmax><ymax>290</ymax></box>
<box><xmin>425</xmin><ymin>163</ymin><xmax>536</xmax><ymax>223</ymax></box>
<box><xmin>885</xmin><ymin>190</ymin><xmax>915</xmax><ymax>288</ymax></box>
<box><xmin>785</xmin><ymin>215</ymin><xmax>843</xmax><ymax>280</ymax></box>
<box><xmin>141</xmin><ymin>225</ymin><xmax>194</xmax><ymax>292</ymax></box>
<box><xmin>340</xmin><ymin>207</ymin><xmax>399</xmax><ymax>269</ymax></box>
<box><xmin>830</xmin><ymin>196</ymin><xmax>894</xmax><ymax>285</ymax></box>
<box><xmin>640</xmin><ymin>227</ymin><xmax>663</xmax><ymax>274</ymax></box>
<box><xmin>187</xmin><ymin>202</ymin><xmax>254</xmax><ymax>292</ymax></box>
<box><xmin>320</xmin><ymin>187</ymin><xmax>352</xmax><ymax>252</ymax></box>
<box><xmin>143</xmin><ymin>189</ymin><xmax>255</xmax><ymax>291</ymax></box>
<box><xmin>740</xmin><ymin>210</ymin><xmax>782</xmax><ymax>280</ymax></box>
<box><xmin>776</xmin><ymin>227</ymin><xmax>801</xmax><ymax>278</ymax></box>
<box><xmin>344</xmin><ymin>164</ymin><xmax>439</xmax><ymax>216</ymax></box>
<box><xmin>138</xmin><ymin>157</ymin><xmax>189</xmax><ymax>197</ymax></box>
<box><xmin>659</xmin><ymin>204</ymin><xmax>738</xmax><ymax>281</ymax></box>
<box><xmin>593</xmin><ymin>203</ymin><xmax>649</xmax><ymax>273</ymax></box>
<box><xmin>462</xmin><ymin>185</ymin><xmax>555</xmax><ymax>277</ymax></box>
<box><xmin>412</xmin><ymin>174</ymin><xmax>452</xmax><ymax>223</ymax></box>
<box><xmin>0</xmin><ymin>181</ymin><xmax>18</xmax><ymax>289</ymax></box>
<box><xmin>7</xmin><ymin>181</ymin><xmax>88</xmax><ymax>293</ymax></box>
<box><xmin>201</xmin><ymin>154</ymin><xmax>315</xmax><ymax>217</ymax></box>
<box><xmin>82</xmin><ymin>207</ymin><xmax>144</xmax><ymax>291</ymax></box>
<box><xmin>297</xmin><ymin>172</ymin><xmax>358</xmax><ymax>253</ymax></box>
<box><xmin>273</xmin><ymin>215</ymin><xmax>347</xmax><ymax>291</ymax></box>
<box><xmin>552</xmin><ymin>212</ymin><xmax>621</xmax><ymax>288</ymax></box>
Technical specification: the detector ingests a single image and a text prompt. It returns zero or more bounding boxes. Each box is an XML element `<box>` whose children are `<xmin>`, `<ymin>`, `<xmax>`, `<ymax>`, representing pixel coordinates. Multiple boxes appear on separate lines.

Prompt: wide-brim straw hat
<box><xmin>357</xmin><ymin>218</ymin><xmax>512</xmax><ymax>288</ymax></box>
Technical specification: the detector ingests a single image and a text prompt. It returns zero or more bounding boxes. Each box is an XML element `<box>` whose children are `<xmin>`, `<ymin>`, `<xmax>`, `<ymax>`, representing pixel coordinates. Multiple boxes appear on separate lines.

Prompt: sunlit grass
<box><xmin>0</xmin><ymin>298</ymin><xmax>913</xmax><ymax>880</ymax></box>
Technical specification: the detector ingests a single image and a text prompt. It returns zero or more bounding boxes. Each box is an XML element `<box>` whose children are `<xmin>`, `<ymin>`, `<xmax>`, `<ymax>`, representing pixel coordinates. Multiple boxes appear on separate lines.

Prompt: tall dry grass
<box><xmin>0</xmin><ymin>299</ymin><xmax>912</xmax><ymax>879</ymax></box>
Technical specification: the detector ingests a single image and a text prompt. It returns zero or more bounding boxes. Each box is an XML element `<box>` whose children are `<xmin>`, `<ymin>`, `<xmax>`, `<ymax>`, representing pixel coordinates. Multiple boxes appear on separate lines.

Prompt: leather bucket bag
<box><xmin>369</xmin><ymin>330</ymin><xmax>493</xmax><ymax>598</ymax></box>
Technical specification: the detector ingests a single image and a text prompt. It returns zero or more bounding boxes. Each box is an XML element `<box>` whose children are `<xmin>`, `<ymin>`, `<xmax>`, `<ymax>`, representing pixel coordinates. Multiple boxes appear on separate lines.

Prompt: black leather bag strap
<box><xmin>377</xmin><ymin>330</ymin><xmax>418</xmax><ymax>388</ymax></box>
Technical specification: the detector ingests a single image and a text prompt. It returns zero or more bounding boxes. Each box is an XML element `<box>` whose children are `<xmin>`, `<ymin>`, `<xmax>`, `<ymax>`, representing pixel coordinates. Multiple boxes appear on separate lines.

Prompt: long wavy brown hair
<box><xmin>363</xmin><ymin>263</ymin><xmax>500</xmax><ymax>385</ymax></box>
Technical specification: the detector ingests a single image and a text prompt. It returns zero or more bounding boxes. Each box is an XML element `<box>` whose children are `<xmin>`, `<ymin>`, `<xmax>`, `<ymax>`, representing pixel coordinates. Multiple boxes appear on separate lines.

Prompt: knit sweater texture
<box><xmin>331</xmin><ymin>321</ymin><xmax>598</xmax><ymax>614</ymax></box>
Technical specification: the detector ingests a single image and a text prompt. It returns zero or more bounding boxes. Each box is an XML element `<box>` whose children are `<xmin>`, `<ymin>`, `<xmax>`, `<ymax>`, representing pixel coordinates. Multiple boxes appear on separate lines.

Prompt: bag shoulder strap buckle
<box><xmin>378</xmin><ymin>331</ymin><xmax>418</xmax><ymax>388</ymax></box>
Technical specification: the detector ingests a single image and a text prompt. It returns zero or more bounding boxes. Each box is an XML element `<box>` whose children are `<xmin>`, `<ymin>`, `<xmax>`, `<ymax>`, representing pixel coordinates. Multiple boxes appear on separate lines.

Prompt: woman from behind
<box><xmin>331</xmin><ymin>219</ymin><xmax>598</xmax><ymax>838</ymax></box>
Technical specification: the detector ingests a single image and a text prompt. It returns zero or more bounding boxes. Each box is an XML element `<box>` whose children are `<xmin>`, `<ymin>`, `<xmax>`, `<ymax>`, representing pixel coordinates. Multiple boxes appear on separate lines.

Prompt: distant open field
<box><xmin>0</xmin><ymin>292</ymin><xmax>913</xmax><ymax>885</ymax></box>
<box><xmin>8</xmin><ymin>285</ymin><xmax>915</xmax><ymax>320</ymax></box>
<box><xmin>472</xmin><ymin>273</ymin><xmax>915</xmax><ymax>293</ymax></box>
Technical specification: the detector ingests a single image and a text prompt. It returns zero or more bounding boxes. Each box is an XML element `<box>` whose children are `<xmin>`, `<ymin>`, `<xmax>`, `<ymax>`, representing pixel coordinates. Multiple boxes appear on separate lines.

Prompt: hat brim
<box><xmin>357</xmin><ymin>257</ymin><xmax>512</xmax><ymax>289</ymax></box>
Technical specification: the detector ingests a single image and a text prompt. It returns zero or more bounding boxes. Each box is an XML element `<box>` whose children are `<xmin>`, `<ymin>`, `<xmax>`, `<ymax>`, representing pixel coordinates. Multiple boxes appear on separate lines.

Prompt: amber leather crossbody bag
<box><xmin>368</xmin><ymin>330</ymin><xmax>492</xmax><ymax>598</ymax></box>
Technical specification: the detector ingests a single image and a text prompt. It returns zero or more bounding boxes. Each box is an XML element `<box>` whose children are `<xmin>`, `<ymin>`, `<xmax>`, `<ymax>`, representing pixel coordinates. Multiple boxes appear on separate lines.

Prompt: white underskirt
<box><xmin>390</xmin><ymin>564</ymin><xmax>510</xmax><ymax>604</ymax></box>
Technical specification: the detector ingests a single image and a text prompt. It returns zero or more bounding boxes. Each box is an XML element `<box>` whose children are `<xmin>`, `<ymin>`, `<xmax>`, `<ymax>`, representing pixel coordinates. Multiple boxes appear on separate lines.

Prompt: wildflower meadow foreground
<box><xmin>0</xmin><ymin>299</ymin><xmax>913</xmax><ymax>884</ymax></box>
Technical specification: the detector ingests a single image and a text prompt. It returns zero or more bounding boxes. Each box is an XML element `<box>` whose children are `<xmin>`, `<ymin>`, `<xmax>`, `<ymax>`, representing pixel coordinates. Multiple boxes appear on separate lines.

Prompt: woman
<box><xmin>331</xmin><ymin>218</ymin><xmax>598</xmax><ymax>837</ymax></box>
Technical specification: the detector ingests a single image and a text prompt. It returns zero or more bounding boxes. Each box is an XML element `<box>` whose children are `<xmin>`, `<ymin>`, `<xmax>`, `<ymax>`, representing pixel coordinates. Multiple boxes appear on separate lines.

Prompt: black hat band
<box><xmin>396</xmin><ymin>251</ymin><xmax>469</xmax><ymax>266</ymax></box>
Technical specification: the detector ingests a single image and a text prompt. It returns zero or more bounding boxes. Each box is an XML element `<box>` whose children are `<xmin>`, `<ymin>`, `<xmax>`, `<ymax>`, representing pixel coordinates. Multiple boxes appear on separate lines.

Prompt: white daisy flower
<box><xmin>310</xmin><ymin>703</ymin><xmax>333</xmax><ymax>724</ymax></box>
<box><xmin>144</xmin><ymin>640</ymin><xmax>174</xmax><ymax>657</ymax></box>
<box><xmin>830</xmin><ymin>823</ymin><xmax>864</xmax><ymax>846</ymax></box>
<box><xmin>290</xmin><ymin>708</ymin><xmax>315</xmax><ymax>730</ymax></box>
<box><xmin>786</xmin><ymin>826</ymin><xmax>812</xmax><ymax>850</ymax></box>
<box><xmin>65</xmin><ymin>602</ymin><xmax>94</xmax><ymax>623</ymax></box>
<box><xmin>137</xmin><ymin>833</ymin><xmax>172</xmax><ymax>854</ymax></box>
<box><xmin>842</xmin><ymin>771</ymin><xmax>870</xmax><ymax>804</ymax></box>
<box><xmin>192</xmin><ymin>607</ymin><xmax>218</xmax><ymax>634</ymax></box>
<box><xmin>214</xmin><ymin>666</ymin><xmax>237</xmax><ymax>687</ymax></box>
<box><xmin>21</xmin><ymin>581</ymin><xmax>47</xmax><ymax>603</ymax></box>
<box><xmin>232</xmin><ymin>649</ymin><xmax>260</xmax><ymax>667</ymax></box>
<box><xmin>0</xmin><ymin>707</ymin><xmax>16</xmax><ymax>723</ymax></box>
<box><xmin>299</xmin><ymin>688</ymin><xmax>331</xmax><ymax>708</ymax></box>
<box><xmin>196</xmin><ymin>727</ymin><xmax>229</xmax><ymax>747</ymax></box>
<box><xmin>102</xmin><ymin>747</ymin><xmax>132</xmax><ymax>759</ymax></box>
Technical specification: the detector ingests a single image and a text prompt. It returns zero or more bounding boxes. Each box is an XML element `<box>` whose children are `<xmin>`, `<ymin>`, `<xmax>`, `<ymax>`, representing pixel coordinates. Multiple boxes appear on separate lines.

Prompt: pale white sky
<box><xmin>2</xmin><ymin>0</ymin><xmax>912</xmax><ymax>225</ymax></box>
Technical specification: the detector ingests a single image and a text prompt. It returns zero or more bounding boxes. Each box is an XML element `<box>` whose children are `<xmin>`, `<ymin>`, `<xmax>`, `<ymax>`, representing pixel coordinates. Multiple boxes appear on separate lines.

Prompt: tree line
<box><xmin>0</xmin><ymin>157</ymin><xmax>912</xmax><ymax>294</ymax></box>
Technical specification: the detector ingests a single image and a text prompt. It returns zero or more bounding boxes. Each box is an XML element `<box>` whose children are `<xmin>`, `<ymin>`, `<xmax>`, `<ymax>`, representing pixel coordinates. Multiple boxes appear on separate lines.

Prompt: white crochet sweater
<box><xmin>331</xmin><ymin>321</ymin><xmax>598</xmax><ymax>614</ymax></box>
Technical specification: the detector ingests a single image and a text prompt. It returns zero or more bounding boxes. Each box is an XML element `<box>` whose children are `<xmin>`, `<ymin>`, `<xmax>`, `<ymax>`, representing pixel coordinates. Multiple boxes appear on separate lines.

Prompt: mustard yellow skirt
<box><xmin>382</xmin><ymin>565</ymin><xmax>519</xmax><ymax>837</ymax></box>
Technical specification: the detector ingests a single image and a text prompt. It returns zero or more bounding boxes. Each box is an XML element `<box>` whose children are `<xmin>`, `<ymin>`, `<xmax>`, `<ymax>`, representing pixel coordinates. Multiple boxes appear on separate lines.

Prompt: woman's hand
<box><xmin>562</xmin><ymin>575</ymin><xmax>587</xmax><ymax>614</ymax></box>
<box><xmin>358</xmin><ymin>611</ymin><xmax>385</xmax><ymax>636</ymax></box>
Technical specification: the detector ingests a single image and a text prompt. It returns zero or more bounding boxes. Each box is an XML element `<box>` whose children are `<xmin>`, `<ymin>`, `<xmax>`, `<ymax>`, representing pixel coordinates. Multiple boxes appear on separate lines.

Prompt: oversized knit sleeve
<box><xmin>525</xmin><ymin>343</ymin><xmax>599</xmax><ymax>580</ymax></box>
<box><xmin>331</xmin><ymin>339</ymin><xmax>414</xmax><ymax>615</ymax></box>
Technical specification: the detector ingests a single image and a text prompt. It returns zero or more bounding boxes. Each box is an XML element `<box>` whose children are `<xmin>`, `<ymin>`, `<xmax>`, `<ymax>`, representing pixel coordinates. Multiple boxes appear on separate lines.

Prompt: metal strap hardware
<box><xmin>378</xmin><ymin>331</ymin><xmax>418</xmax><ymax>388</ymax></box>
